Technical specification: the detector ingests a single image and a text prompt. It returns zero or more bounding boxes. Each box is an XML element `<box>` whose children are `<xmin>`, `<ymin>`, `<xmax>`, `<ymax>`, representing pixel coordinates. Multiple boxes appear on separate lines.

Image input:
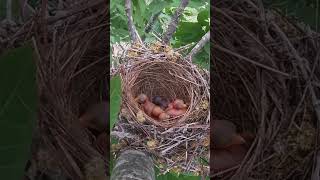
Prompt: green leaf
<box><xmin>148</xmin><ymin>0</ymin><xmax>173</xmax><ymax>15</ymax></box>
<box><xmin>0</xmin><ymin>45</ymin><xmax>37</xmax><ymax>180</ymax></box>
<box><xmin>197</xmin><ymin>9</ymin><xmax>210</xmax><ymax>27</ymax></box>
<box><xmin>110</xmin><ymin>75</ymin><xmax>122</xmax><ymax>130</ymax></box>
<box><xmin>173</xmin><ymin>22</ymin><xmax>205</xmax><ymax>47</ymax></box>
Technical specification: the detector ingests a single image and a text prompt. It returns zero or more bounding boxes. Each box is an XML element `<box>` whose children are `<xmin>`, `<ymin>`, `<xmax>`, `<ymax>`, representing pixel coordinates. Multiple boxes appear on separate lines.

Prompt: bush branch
<box><xmin>162</xmin><ymin>0</ymin><xmax>189</xmax><ymax>44</ymax></box>
<box><xmin>125</xmin><ymin>0</ymin><xmax>142</xmax><ymax>44</ymax></box>
<box><xmin>186</xmin><ymin>31</ymin><xmax>210</xmax><ymax>61</ymax></box>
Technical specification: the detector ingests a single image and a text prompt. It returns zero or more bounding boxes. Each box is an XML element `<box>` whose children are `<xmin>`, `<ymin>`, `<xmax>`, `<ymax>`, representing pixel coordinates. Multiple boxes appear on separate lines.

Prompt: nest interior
<box><xmin>131</xmin><ymin>61</ymin><xmax>191</xmax><ymax>105</ymax></box>
<box><xmin>122</xmin><ymin>59</ymin><xmax>207</xmax><ymax>127</ymax></box>
<box><xmin>212</xmin><ymin>0</ymin><xmax>320</xmax><ymax>179</ymax></box>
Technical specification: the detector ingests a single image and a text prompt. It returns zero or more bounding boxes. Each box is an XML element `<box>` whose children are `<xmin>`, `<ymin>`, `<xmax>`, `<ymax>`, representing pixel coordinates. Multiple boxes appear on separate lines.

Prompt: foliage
<box><xmin>111</xmin><ymin>0</ymin><xmax>210</xmax><ymax>69</ymax></box>
<box><xmin>110</xmin><ymin>75</ymin><xmax>122</xmax><ymax>131</ymax></box>
<box><xmin>0</xmin><ymin>45</ymin><xmax>37</xmax><ymax>180</ymax></box>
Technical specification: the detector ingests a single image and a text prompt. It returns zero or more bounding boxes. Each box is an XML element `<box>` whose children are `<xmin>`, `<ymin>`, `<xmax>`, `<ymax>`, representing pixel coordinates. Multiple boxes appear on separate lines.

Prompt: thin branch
<box><xmin>162</xmin><ymin>0</ymin><xmax>189</xmax><ymax>44</ymax></box>
<box><xmin>124</xmin><ymin>0</ymin><xmax>142</xmax><ymax>44</ymax></box>
<box><xmin>186</xmin><ymin>31</ymin><xmax>210</xmax><ymax>61</ymax></box>
<box><xmin>144</xmin><ymin>11</ymin><xmax>162</xmax><ymax>34</ymax></box>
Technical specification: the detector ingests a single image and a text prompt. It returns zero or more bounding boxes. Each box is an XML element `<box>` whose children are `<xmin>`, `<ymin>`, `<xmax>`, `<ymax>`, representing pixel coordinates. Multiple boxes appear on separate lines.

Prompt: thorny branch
<box><xmin>125</xmin><ymin>0</ymin><xmax>142</xmax><ymax>44</ymax></box>
<box><xmin>162</xmin><ymin>0</ymin><xmax>189</xmax><ymax>44</ymax></box>
<box><xmin>186</xmin><ymin>31</ymin><xmax>210</xmax><ymax>61</ymax></box>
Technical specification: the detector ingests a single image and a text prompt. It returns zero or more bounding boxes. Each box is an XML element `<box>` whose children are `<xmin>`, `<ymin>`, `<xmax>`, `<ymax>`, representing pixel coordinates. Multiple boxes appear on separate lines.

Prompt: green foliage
<box><xmin>110</xmin><ymin>75</ymin><xmax>122</xmax><ymax>130</ymax></box>
<box><xmin>111</xmin><ymin>0</ymin><xmax>210</xmax><ymax>69</ymax></box>
<box><xmin>0</xmin><ymin>45</ymin><xmax>37</xmax><ymax>180</ymax></box>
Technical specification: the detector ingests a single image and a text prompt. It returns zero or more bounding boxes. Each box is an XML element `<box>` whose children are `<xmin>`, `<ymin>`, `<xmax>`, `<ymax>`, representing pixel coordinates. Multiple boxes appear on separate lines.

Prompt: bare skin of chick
<box><xmin>79</xmin><ymin>101</ymin><xmax>108</xmax><ymax>133</ymax></box>
<box><xmin>212</xmin><ymin>120</ymin><xmax>246</xmax><ymax>149</ymax></box>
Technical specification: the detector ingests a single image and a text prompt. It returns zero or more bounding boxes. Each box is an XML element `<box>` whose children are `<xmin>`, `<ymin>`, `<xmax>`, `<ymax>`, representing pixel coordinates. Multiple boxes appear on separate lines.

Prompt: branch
<box><xmin>144</xmin><ymin>11</ymin><xmax>162</xmax><ymax>34</ymax></box>
<box><xmin>6</xmin><ymin>0</ymin><xmax>12</xmax><ymax>21</ymax></box>
<box><xmin>111</xmin><ymin>150</ymin><xmax>155</xmax><ymax>180</ymax></box>
<box><xmin>162</xmin><ymin>0</ymin><xmax>189</xmax><ymax>44</ymax></box>
<box><xmin>186</xmin><ymin>31</ymin><xmax>210</xmax><ymax>61</ymax></box>
<box><xmin>124</xmin><ymin>0</ymin><xmax>142</xmax><ymax>44</ymax></box>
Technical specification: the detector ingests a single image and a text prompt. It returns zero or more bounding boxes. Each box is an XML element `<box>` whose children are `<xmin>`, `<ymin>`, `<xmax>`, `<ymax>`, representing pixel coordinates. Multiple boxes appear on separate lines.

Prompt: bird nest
<box><xmin>212</xmin><ymin>0</ymin><xmax>320</xmax><ymax>179</ymax></box>
<box><xmin>111</xmin><ymin>42</ymin><xmax>210</xmax><ymax>175</ymax></box>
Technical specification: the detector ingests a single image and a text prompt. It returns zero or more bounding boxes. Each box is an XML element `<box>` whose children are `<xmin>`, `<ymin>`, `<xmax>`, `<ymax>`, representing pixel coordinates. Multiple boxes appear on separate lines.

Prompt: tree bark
<box><xmin>124</xmin><ymin>0</ymin><xmax>142</xmax><ymax>44</ymax></box>
<box><xmin>186</xmin><ymin>31</ymin><xmax>210</xmax><ymax>61</ymax></box>
<box><xmin>111</xmin><ymin>150</ymin><xmax>155</xmax><ymax>180</ymax></box>
<box><xmin>162</xmin><ymin>0</ymin><xmax>189</xmax><ymax>44</ymax></box>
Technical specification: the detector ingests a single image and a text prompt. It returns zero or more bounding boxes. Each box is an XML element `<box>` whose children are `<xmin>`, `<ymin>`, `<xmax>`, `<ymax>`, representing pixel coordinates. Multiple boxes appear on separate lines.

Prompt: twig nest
<box><xmin>120</xmin><ymin>48</ymin><xmax>209</xmax><ymax>128</ymax></box>
<box><xmin>114</xmin><ymin>42</ymin><xmax>210</xmax><ymax>175</ymax></box>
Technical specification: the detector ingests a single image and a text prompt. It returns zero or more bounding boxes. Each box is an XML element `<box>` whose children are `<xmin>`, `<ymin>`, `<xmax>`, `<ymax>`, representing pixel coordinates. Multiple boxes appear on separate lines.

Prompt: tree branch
<box><xmin>124</xmin><ymin>0</ymin><xmax>142</xmax><ymax>44</ymax></box>
<box><xmin>6</xmin><ymin>0</ymin><xmax>12</xmax><ymax>21</ymax></box>
<box><xmin>162</xmin><ymin>0</ymin><xmax>189</xmax><ymax>44</ymax></box>
<box><xmin>186</xmin><ymin>31</ymin><xmax>210</xmax><ymax>61</ymax></box>
<box><xmin>111</xmin><ymin>150</ymin><xmax>155</xmax><ymax>180</ymax></box>
<box><xmin>144</xmin><ymin>11</ymin><xmax>162</xmax><ymax>34</ymax></box>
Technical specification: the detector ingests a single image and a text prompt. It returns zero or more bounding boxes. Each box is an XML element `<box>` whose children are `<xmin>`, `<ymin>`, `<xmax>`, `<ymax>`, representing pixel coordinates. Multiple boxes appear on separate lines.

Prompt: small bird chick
<box><xmin>158</xmin><ymin>112</ymin><xmax>170</xmax><ymax>120</ymax></box>
<box><xmin>212</xmin><ymin>144</ymin><xmax>247</xmax><ymax>173</ymax></box>
<box><xmin>79</xmin><ymin>102</ymin><xmax>108</xmax><ymax>133</ymax></box>
<box><xmin>136</xmin><ymin>93</ymin><xmax>148</xmax><ymax>104</ymax></box>
<box><xmin>166</xmin><ymin>108</ymin><xmax>187</xmax><ymax>117</ymax></box>
<box><xmin>212</xmin><ymin>120</ymin><xmax>246</xmax><ymax>149</ymax></box>
<box><xmin>172</xmin><ymin>99</ymin><xmax>187</xmax><ymax>109</ymax></box>
<box><xmin>152</xmin><ymin>96</ymin><xmax>170</xmax><ymax>110</ymax></box>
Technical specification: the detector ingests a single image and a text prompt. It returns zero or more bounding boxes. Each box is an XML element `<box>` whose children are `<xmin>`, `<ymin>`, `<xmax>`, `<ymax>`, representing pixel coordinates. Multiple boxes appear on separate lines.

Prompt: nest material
<box><xmin>212</xmin><ymin>0</ymin><xmax>320</xmax><ymax>179</ymax></box>
<box><xmin>20</xmin><ymin>0</ymin><xmax>109</xmax><ymax>179</ymax></box>
<box><xmin>112</xmin><ymin>42</ymin><xmax>210</xmax><ymax>175</ymax></box>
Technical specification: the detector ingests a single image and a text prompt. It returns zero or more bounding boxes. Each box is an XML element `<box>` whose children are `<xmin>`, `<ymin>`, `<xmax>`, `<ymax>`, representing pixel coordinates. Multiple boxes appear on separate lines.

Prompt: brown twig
<box><xmin>162</xmin><ymin>0</ymin><xmax>189</xmax><ymax>44</ymax></box>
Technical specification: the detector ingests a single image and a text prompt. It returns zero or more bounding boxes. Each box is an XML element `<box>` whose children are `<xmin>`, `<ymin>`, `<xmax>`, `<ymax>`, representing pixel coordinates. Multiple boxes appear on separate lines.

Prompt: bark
<box><xmin>111</xmin><ymin>150</ymin><xmax>155</xmax><ymax>180</ymax></box>
<box><xmin>124</xmin><ymin>0</ymin><xmax>142</xmax><ymax>44</ymax></box>
<box><xmin>162</xmin><ymin>0</ymin><xmax>189</xmax><ymax>44</ymax></box>
<box><xmin>186</xmin><ymin>31</ymin><xmax>210</xmax><ymax>61</ymax></box>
